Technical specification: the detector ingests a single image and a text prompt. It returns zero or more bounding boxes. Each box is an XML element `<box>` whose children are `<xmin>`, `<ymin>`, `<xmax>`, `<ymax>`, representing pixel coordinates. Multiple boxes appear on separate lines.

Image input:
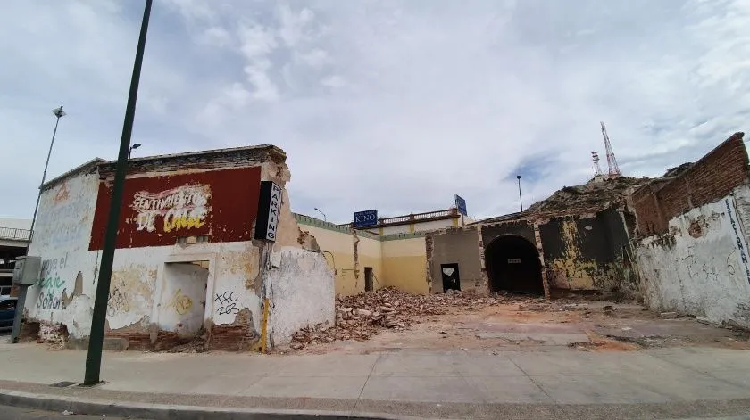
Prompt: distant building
<box><xmin>0</xmin><ymin>218</ymin><xmax>32</xmax><ymax>296</ymax></box>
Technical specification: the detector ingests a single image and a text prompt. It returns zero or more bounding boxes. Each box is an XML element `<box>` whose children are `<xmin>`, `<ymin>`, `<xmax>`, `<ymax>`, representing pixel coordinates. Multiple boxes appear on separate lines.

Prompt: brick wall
<box><xmin>632</xmin><ymin>132</ymin><xmax>749</xmax><ymax>236</ymax></box>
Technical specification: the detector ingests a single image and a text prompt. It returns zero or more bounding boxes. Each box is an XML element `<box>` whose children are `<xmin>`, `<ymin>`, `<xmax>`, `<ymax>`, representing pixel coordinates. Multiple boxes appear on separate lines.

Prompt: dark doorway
<box><xmin>440</xmin><ymin>263</ymin><xmax>461</xmax><ymax>292</ymax></box>
<box><xmin>364</xmin><ymin>267</ymin><xmax>373</xmax><ymax>292</ymax></box>
<box><xmin>485</xmin><ymin>235</ymin><xmax>544</xmax><ymax>294</ymax></box>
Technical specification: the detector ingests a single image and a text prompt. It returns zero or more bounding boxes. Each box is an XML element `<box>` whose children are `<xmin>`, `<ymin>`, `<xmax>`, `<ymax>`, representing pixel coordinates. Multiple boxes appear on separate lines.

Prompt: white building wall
<box><xmin>636</xmin><ymin>184</ymin><xmax>750</xmax><ymax>328</ymax></box>
<box><xmin>266</xmin><ymin>246</ymin><xmax>335</xmax><ymax>346</ymax></box>
<box><xmin>26</xmin><ymin>161</ymin><xmax>334</xmax><ymax>348</ymax></box>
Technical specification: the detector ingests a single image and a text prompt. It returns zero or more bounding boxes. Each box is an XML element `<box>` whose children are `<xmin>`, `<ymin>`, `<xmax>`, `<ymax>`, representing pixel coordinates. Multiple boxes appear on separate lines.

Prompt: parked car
<box><xmin>0</xmin><ymin>297</ymin><xmax>18</xmax><ymax>328</ymax></box>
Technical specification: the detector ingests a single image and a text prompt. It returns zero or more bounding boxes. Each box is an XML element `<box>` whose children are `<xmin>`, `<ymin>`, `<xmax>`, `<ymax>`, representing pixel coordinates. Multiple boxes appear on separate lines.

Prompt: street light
<box><xmin>128</xmin><ymin>143</ymin><xmax>141</xmax><ymax>159</ymax></box>
<box><xmin>11</xmin><ymin>105</ymin><xmax>66</xmax><ymax>344</ymax></box>
<box><xmin>517</xmin><ymin>175</ymin><xmax>523</xmax><ymax>212</ymax></box>
<box><xmin>314</xmin><ymin>207</ymin><xmax>327</xmax><ymax>222</ymax></box>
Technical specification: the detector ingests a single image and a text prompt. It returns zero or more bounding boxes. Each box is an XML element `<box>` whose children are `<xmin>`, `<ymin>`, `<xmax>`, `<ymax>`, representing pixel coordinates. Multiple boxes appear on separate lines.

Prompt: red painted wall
<box><xmin>89</xmin><ymin>166</ymin><xmax>262</xmax><ymax>250</ymax></box>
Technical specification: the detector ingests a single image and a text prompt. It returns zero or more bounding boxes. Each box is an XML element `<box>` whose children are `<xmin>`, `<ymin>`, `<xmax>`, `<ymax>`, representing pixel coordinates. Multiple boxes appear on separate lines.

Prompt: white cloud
<box><xmin>1</xmin><ymin>0</ymin><xmax>749</xmax><ymax>225</ymax></box>
<box><xmin>197</xmin><ymin>27</ymin><xmax>233</xmax><ymax>47</ymax></box>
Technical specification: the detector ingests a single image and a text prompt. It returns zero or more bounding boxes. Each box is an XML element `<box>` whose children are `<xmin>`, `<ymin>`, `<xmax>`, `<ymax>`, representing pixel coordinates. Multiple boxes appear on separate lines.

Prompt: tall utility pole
<box><xmin>11</xmin><ymin>106</ymin><xmax>66</xmax><ymax>344</ymax></box>
<box><xmin>517</xmin><ymin>175</ymin><xmax>523</xmax><ymax>212</ymax></box>
<box><xmin>84</xmin><ymin>0</ymin><xmax>153</xmax><ymax>386</ymax></box>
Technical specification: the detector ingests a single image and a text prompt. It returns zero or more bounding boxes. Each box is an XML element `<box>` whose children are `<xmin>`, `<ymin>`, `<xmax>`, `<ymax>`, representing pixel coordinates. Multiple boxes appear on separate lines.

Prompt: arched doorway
<box><xmin>485</xmin><ymin>235</ymin><xmax>544</xmax><ymax>294</ymax></box>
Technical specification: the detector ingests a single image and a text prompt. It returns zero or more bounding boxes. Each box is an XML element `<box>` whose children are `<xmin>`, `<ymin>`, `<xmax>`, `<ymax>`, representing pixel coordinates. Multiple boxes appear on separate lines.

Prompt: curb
<box><xmin>0</xmin><ymin>389</ymin><xmax>436</xmax><ymax>420</ymax></box>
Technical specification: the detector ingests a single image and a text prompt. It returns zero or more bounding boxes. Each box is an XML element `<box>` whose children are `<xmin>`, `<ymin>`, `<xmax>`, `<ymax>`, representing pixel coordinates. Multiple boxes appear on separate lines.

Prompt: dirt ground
<box><xmin>284</xmin><ymin>294</ymin><xmax>750</xmax><ymax>355</ymax></box>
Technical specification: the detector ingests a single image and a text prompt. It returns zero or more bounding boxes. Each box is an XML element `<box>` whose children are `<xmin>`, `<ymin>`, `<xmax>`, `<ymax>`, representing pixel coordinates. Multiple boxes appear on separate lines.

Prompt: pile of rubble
<box><xmin>289</xmin><ymin>287</ymin><xmax>505</xmax><ymax>350</ymax></box>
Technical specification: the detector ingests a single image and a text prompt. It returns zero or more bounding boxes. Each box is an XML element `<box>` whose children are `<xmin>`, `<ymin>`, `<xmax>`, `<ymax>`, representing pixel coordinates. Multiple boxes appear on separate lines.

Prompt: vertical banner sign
<box><xmin>353</xmin><ymin>210</ymin><xmax>378</xmax><ymax>228</ymax></box>
<box><xmin>454</xmin><ymin>194</ymin><xmax>468</xmax><ymax>216</ymax></box>
<box><xmin>255</xmin><ymin>181</ymin><xmax>282</xmax><ymax>242</ymax></box>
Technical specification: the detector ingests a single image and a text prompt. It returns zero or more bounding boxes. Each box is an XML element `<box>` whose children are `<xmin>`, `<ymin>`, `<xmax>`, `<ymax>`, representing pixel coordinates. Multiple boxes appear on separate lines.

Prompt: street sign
<box><xmin>454</xmin><ymin>194</ymin><xmax>467</xmax><ymax>216</ymax></box>
<box><xmin>353</xmin><ymin>210</ymin><xmax>378</xmax><ymax>228</ymax></box>
<box><xmin>255</xmin><ymin>181</ymin><xmax>282</xmax><ymax>242</ymax></box>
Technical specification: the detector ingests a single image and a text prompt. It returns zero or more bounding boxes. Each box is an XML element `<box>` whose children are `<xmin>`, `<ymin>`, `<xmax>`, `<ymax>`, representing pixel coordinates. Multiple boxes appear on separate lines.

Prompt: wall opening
<box><xmin>440</xmin><ymin>263</ymin><xmax>461</xmax><ymax>292</ymax></box>
<box><xmin>485</xmin><ymin>235</ymin><xmax>544</xmax><ymax>294</ymax></box>
<box><xmin>159</xmin><ymin>260</ymin><xmax>209</xmax><ymax>337</ymax></box>
<box><xmin>364</xmin><ymin>267</ymin><xmax>373</xmax><ymax>292</ymax></box>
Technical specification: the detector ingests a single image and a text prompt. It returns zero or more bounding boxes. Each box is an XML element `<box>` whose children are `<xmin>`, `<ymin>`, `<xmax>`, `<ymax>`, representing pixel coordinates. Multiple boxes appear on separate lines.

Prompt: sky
<box><xmin>1</xmin><ymin>0</ymin><xmax>749</xmax><ymax>224</ymax></box>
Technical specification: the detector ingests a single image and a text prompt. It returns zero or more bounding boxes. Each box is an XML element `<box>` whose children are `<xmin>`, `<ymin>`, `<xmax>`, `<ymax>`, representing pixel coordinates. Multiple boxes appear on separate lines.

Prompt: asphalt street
<box><xmin>0</xmin><ymin>404</ymin><xmax>132</xmax><ymax>419</ymax></box>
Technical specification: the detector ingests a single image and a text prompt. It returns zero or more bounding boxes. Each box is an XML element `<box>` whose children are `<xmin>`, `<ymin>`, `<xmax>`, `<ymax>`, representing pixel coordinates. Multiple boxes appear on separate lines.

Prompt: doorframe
<box><xmin>152</xmin><ymin>252</ymin><xmax>218</xmax><ymax>330</ymax></box>
<box><xmin>364</xmin><ymin>267</ymin><xmax>373</xmax><ymax>292</ymax></box>
<box><xmin>440</xmin><ymin>262</ymin><xmax>461</xmax><ymax>292</ymax></box>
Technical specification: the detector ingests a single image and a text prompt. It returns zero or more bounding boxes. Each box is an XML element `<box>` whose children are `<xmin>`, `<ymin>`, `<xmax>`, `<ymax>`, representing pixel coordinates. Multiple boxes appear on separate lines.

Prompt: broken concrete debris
<box><xmin>289</xmin><ymin>287</ymin><xmax>506</xmax><ymax>349</ymax></box>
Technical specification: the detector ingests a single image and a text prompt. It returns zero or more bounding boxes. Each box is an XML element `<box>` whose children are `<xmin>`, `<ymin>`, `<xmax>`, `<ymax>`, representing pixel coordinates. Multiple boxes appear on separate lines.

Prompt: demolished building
<box><xmin>25</xmin><ymin>145</ymin><xmax>334</xmax><ymax>350</ymax></box>
<box><xmin>632</xmin><ymin>132</ymin><xmax>750</xmax><ymax>329</ymax></box>
<box><xmin>427</xmin><ymin>176</ymin><xmax>648</xmax><ymax>298</ymax></box>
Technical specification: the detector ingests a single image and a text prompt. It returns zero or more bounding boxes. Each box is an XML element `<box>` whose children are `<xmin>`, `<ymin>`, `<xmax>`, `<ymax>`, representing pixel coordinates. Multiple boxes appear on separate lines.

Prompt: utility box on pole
<box><xmin>12</xmin><ymin>256</ymin><xmax>41</xmax><ymax>286</ymax></box>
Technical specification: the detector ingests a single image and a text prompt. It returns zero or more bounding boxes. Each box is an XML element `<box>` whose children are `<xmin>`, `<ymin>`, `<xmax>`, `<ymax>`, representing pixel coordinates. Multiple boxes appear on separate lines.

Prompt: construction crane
<box><xmin>600</xmin><ymin>121</ymin><xmax>621</xmax><ymax>177</ymax></box>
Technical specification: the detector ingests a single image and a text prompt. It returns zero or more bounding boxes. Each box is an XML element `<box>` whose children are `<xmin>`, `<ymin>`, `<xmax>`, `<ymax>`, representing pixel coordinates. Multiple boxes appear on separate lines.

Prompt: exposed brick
<box><xmin>633</xmin><ymin>132</ymin><xmax>748</xmax><ymax>236</ymax></box>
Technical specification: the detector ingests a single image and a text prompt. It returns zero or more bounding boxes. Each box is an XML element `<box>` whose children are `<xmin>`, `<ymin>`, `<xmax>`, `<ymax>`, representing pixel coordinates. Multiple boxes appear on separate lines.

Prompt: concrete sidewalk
<box><xmin>0</xmin><ymin>341</ymin><xmax>750</xmax><ymax>419</ymax></box>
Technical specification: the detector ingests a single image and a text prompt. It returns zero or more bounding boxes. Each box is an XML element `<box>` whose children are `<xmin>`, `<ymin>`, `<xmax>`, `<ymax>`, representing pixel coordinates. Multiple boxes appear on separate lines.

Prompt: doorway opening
<box><xmin>364</xmin><ymin>267</ymin><xmax>373</xmax><ymax>292</ymax></box>
<box><xmin>485</xmin><ymin>235</ymin><xmax>544</xmax><ymax>294</ymax></box>
<box><xmin>159</xmin><ymin>260</ymin><xmax>209</xmax><ymax>337</ymax></box>
<box><xmin>441</xmin><ymin>263</ymin><xmax>461</xmax><ymax>292</ymax></box>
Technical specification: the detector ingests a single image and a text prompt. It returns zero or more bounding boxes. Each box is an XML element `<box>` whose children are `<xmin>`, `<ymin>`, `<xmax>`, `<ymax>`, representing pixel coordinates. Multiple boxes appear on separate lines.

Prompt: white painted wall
<box><xmin>26</xmin><ymin>161</ymin><xmax>334</xmax><ymax>349</ymax></box>
<box><xmin>27</xmin><ymin>174</ymin><xmax>100</xmax><ymax>336</ymax></box>
<box><xmin>26</xmin><ymin>172</ymin><xmax>266</xmax><ymax>339</ymax></box>
<box><xmin>158</xmin><ymin>262</ymin><xmax>209</xmax><ymax>337</ymax></box>
<box><xmin>637</xmin><ymin>184</ymin><xmax>750</xmax><ymax>328</ymax></box>
<box><xmin>267</xmin><ymin>246</ymin><xmax>335</xmax><ymax>346</ymax></box>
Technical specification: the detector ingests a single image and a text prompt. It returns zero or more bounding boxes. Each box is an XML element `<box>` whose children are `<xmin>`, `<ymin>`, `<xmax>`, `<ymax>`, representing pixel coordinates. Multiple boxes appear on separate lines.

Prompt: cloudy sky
<box><xmin>1</xmin><ymin>0</ymin><xmax>748</xmax><ymax>224</ymax></box>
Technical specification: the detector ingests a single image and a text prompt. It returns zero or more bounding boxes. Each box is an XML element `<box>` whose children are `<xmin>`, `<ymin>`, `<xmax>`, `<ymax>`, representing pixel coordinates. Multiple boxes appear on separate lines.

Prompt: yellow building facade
<box><xmin>295</xmin><ymin>213</ymin><xmax>448</xmax><ymax>295</ymax></box>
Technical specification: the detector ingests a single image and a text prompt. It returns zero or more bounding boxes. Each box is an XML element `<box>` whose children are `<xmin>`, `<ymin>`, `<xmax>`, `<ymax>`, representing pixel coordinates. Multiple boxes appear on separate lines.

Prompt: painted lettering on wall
<box><xmin>130</xmin><ymin>184</ymin><xmax>211</xmax><ymax>234</ymax></box>
<box><xmin>725</xmin><ymin>198</ymin><xmax>750</xmax><ymax>284</ymax></box>
<box><xmin>214</xmin><ymin>291</ymin><xmax>239</xmax><ymax>316</ymax></box>
<box><xmin>167</xmin><ymin>288</ymin><xmax>194</xmax><ymax>315</ymax></box>
<box><xmin>35</xmin><ymin>254</ymin><xmax>69</xmax><ymax>311</ymax></box>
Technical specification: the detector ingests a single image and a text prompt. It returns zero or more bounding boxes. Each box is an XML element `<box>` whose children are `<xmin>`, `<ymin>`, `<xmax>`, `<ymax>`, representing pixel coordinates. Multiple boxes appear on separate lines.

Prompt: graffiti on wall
<box><xmin>214</xmin><ymin>291</ymin><xmax>239</xmax><ymax>315</ymax></box>
<box><xmin>167</xmin><ymin>288</ymin><xmax>194</xmax><ymax>315</ymax></box>
<box><xmin>131</xmin><ymin>184</ymin><xmax>211</xmax><ymax>234</ymax></box>
<box><xmin>725</xmin><ymin>198</ymin><xmax>750</xmax><ymax>284</ymax></box>
<box><xmin>90</xmin><ymin>166</ymin><xmax>262</xmax><ymax>250</ymax></box>
<box><xmin>35</xmin><ymin>254</ymin><xmax>69</xmax><ymax>311</ymax></box>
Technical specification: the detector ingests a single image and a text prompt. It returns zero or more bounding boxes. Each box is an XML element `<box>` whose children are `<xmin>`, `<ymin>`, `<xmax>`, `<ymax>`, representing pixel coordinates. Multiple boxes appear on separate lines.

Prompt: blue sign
<box><xmin>454</xmin><ymin>194</ymin><xmax>467</xmax><ymax>216</ymax></box>
<box><xmin>353</xmin><ymin>210</ymin><xmax>378</xmax><ymax>228</ymax></box>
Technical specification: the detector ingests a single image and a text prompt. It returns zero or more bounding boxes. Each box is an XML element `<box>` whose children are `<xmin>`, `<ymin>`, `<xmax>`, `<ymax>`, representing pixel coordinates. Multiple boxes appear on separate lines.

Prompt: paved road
<box><xmin>0</xmin><ymin>404</ymin><xmax>133</xmax><ymax>419</ymax></box>
<box><xmin>0</xmin><ymin>342</ymin><xmax>749</xmax><ymax>419</ymax></box>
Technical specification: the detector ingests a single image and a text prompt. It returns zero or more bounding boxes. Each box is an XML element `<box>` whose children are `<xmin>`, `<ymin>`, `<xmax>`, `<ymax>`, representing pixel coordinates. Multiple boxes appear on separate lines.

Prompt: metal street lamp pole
<box><xmin>128</xmin><ymin>143</ymin><xmax>141</xmax><ymax>159</ymax></box>
<box><xmin>10</xmin><ymin>106</ymin><xmax>66</xmax><ymax>344</ymax></box>
<box><xmin>314</xmin><ymin>207</ymin><xmax>327</xmax><ymax>222</ymax></box>
<box><xmin>517</xmin><ymin>175</ymin><xmax>523</xmax><ymax>212</ymax></box>
<box><xmin>27</xmin><ymin>106</ymin><xmax>66</xmax><ymax>246</ymax></box>
<box><xmin>84</xmin><ymin>0</ymin><xmax>152</xmax><ymax>386</ymax></box>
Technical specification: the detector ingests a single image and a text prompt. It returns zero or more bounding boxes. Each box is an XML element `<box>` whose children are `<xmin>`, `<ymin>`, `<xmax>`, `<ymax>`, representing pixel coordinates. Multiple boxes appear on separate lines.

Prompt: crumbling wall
<box><xmin>638</xmin><ymin>185</ymin><xmax>750</xmax><ymax>328</ymax></box>
<box><xmin>539</xmin><ymin>208</ymin><xmax>636</xmax><ymax>295</ymax></box>
<box><xmin>26</xmin><ymin>172</ymin><xmax>100</xmax><ymax>340</ymax></box>
<box><xmin>428</xmin><ymin>227</ymin><xmax>484</xmax><ymax>293</ymax></box>
<box><xmin>634</xmin><ymin>133</ymin><xmax>750</xmax><ymax>328</ymax></box>
<box><xmin>631</xmin><ymin>133</ymin><xmax>748</xmax><ymax>236</ymax></box>
<box><xmin>295</xmin><ymin>216</ymin><xmax>381</xmax><ymax>295</ymax></box>
<box><xmin>266</xmin><ymin>246</ymin><xmax>335</xmax><ymax>346</ymax></box>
